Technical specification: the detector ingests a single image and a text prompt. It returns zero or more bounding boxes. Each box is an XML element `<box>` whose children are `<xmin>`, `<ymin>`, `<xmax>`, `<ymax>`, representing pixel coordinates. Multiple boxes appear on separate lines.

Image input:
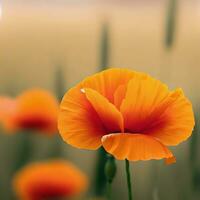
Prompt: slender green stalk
<box><xmin>94</xmin><ymin>147</ymin><xmax>108</xmax><ymax>195</ymax></box>
<box><xmin>190</xmin><ymin>111</ymin><xmax>200</xmax><ymax>190</ymax></box>
<box><xmin>190</xmin><ymin>112</ymin><xmax>199</xmax><ymax>165</ymax></box>
<box><xmin>165</xmin><ymin>0</ymin><xmax>178</xmax><ymax>49</ymax></box>
<box><xmin>100</xmin><ymin>21</ymin><xmax>109</xmax><ymax>69</ymax></box>
<box><xmin>9</xmin><ymin>132</ymin><xmax>32</xmax><ymax>199</ymax></box>
<box><xmin>125</xmin><ymin>159</ymin><xmax>133</xmax><ymax>200</ymax></box>
<box><xmin>55</xmin><ymin>65</ymin><xmax>66</xmax><ymax>102</ymax></box>
<box><xmin>152</xmin><ymin>162</ymin><xmax>161</xmax><ymax>200</ymax></box>
<box><xmin>49</xmin><ymin>65</ymin><xmax>66</xmax><ymax>158</ymax></box>
<box><xmin>12</xmin><ymin>132</ymin><xmax>32</xmax><ymax>171</ymax></box>
<box><xmin>47</xmin><ymin>134</ymin><xmax>63</xmax><ymax>158</ymax></box>
<box><xmin>106</xmin><ymin>181</ymin><xmax>112</xmax><ymax>200</ymax></box>
<box><xmin>104</xmin><ymin>155</ymin><xmax>116</xmax><ymax>200</ymax></box>
<box><xmin>94</xmin><ymin>21</ymin><xmax>110</xmax><ymax>196</ymax></box>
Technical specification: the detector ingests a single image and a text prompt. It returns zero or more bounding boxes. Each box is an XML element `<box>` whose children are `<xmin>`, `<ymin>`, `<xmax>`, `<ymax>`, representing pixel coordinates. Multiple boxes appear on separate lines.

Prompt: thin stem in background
<box><xmin>94</xmin><ymin>147</ymin><xmax>108</xmax><ymax>196</ymax></box>
<box><xmin>190</xmin><ymin>111</ymin><xmax>200</xmax><ymax>190</ymax></box>
<box><xmin>12</xmin><ymin>132</ymin><xmax>32</xmax><ymax>172</ymax></box>
<box><xmin>165</xmin><ymin>0</ymin><xmax>178</xmax><ymax>49</ymax></box>
<box><xmin>156</xmin><ymin>1</ymin><xmax>178</xmax><ymax>198</ymax></box>
<box><xmin>55</xmin><ymin>65</ymin><xmax>66</xmax><ymax>102</ymax></box>
<box><xmin>106</xmin><ymin>181</ymin><xmax>112</xmax><ymax>200</ymax></box>
<box><xmin>125</xmin><ymin>159</ymin><xmax>133</xmax><ymax>200</ymax></box>
<box><xmin>10</xmin><ymin>132</ymin><xmax>32</xmax><ymax>200</ymax></box>
<box><xmin>190</xmin><ymin>112</ymin><xmax>199</xmax><ymax>166</ymax></box>
<box><xmin>152</xmin><ymin>161</ymin><xmax>161</xmax><ymax>200</ymax></box>
<box><xmin>104</xmin><ymin>154</ymin><xmax>116</xmax><ymax>200</ymax></box>
<box><xmin>100</xmin><ymin>21</ymin><xmax>109</xmax><ymax>70</ymax></box>
<box><xmin>48</xmin><ymin>65</ymin><xmax>67</xmax><ymax>159</ymax></box>
<box><xmin>94</xmin><ymin>21</ymin><xmax>110</xmax><ymax>196</ymax></box>
<box><xmin>159</xmin><ymin>0</ymin><xmax>178</xmax><ymax>83</ymax></box>
<box><xmin>47</xmin><ymin>134</ymin><xmax>64</xmax><ymax>159</ymax></box>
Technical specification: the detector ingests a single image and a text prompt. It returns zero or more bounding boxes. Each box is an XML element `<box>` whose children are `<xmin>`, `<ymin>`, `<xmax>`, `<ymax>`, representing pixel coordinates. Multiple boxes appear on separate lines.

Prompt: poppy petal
<box><xmin>13</xmin><ymin>160</ymin><xmax>88</xmax><ymax>200</ymax></box>
<box><xmin>15</xmin><ymin>89</ymin><xmax>59</xmax><ymax>134</ymax></box>
<box><xmin>120</xmin><ymin>74</ymin><xmax>170</xmax><ymax>133</ymax></box>
<box><xmin>81</xmin><ymin>68</ymin><xmax>135</xmax><ymax>103</ymax></box>
<box><xmin>102</xmin><ymin>133</ymin><xmax>175</xmax><ymax>162</ymax></box>
<box><xmin>83</xmin><ymin>88</ymin><xmax>124</xmax><ymax>133</ymax></box>
<box><xmin>165</xmin><ymin>156</ymin><xmax>176</xmax><ymax>165</ymax></box>
<box><xmin>58</xmin><ymin>86</ymin><xmax>105</xmax><ymax>150</ymax></box>
<box><xmin>149</xmin><ymin>89</ymin><xmax>195</xmax><ymax>146</ymax></box>
<box><xmin>114</xmin><ymin>84</ymin><xmax>127</xmax><ymax>110</ymax></box>
<box><xmin>0</xmin><ymin>97</ymin><xmax>17</xmax><ymax>131</ymax></box>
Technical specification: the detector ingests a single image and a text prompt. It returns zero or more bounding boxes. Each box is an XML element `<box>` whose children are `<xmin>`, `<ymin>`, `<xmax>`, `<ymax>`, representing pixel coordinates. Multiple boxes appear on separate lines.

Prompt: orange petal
<box><xmin>0</xmin><ymin>97</ymin><xmax>17</xmax><ymax>132</ymax></box>
<box><xmin>80</xmin><ymin>68</ymin><xmax>135</xmax><ymax>104</ymax></box>
<box><xmin>149</xmin><ymin>89</ymin><xmax>195</xmax><ymax>146</ymax></box>
<box><xmin>13</xmin><ymin>160</ymin><xmax>88</xmax><ymax>200</ymax></box>
<box><xmin>0</xmin><ymin>97</ymin><xmax>15</xmax><ymax>119</ymax></box>
<box><xmin>102</xmin><ymin>133</ymin><xmax>175</xmax><ymax>161</ymax></box>
<box><xmin>165</xmin><ymin>156</ymin><xmax>176</xmax><ymax>165</ymax></box>
<box><xmin>114</xmin><ymin>84</ymin><xmax>127</xmax><ymax>110</ymax></box>
<box><xmin>14</xmin><ymin>89</ymin><xmax>59</xmax><ymax>134</ymax></box>
<box><xmin>58</xmin><ymin>86</ymin><xmax>105</xmax><ymax>150</ymax></box>
<box><xmin>120</xmin><ymin>74</ymin><xmax>170</xmax><ymax>133</ymax></box>
<box><xmin>84</xmin><ymin>88</ymin><xmax>124</xmax><ymax>133</ymax></box>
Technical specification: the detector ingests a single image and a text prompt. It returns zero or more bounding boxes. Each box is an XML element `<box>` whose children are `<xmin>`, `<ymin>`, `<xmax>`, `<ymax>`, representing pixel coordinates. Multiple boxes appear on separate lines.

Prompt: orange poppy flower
<box><xmin>0</xmin><ymin>89</ymin><xmax>59</xmax><ymax>135</ymax></box>
<box><xmin>13</xmin><ymin>160</ymin><xmax>88</xmax><ymax>200</ymax></box>
<box><xmin>58</xmin><ymin>68</ymin><xmax>195</xmax><ymax>163</ymax></box>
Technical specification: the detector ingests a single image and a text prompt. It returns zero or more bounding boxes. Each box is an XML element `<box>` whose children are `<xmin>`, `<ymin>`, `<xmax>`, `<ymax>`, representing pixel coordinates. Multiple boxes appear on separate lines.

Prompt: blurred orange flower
<box><xmin>0</xmin><ymin>97</ymin><xmax>17</xmax><ymax>128</ymax></box>
<box><xmin>13</xmin><ymin>160</ymin><xmax>88</xmax><ymax>200</ymax></box>
<box><xmin>0</xmin><ymin>89</ymin><xmax>59</xmax><ymax>135</ymax></box>
<box><xmin>58</xmin><ymin>68</ymin><xmax>195</xmax><ymax>163</ymax></box>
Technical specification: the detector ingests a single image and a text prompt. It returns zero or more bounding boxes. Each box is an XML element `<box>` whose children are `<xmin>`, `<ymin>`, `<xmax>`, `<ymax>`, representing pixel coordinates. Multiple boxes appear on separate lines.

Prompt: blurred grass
<box><xmin>55</xmin><ymin>65</ymin><xmax>67</xmax><ymax>102</ymax></box>
<box><xmin>190</xmin><ymin>111</ymin><xmax>200</xmax><ymax>191</ymax></box>
<box><xmin>11</xmin><ymin>132</ymin><xmax>32</xmax><ymax>172</ymax></box>
<box><xmin>165</xmin><ymin>0</ymin><xmax>178</xmax><ymax>48</ymax></box>
<box><xmin>46</xmin><ymin>66</ymin><xmax>67</xmax><ymax>159</ymax></box>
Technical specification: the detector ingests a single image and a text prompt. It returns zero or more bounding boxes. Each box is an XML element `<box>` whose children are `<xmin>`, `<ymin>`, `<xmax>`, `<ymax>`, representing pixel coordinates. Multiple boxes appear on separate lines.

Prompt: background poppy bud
<box><xmin>104</xmin><ymin>155</ymin><xmax>117</xmax><ymax>183</ymax></box>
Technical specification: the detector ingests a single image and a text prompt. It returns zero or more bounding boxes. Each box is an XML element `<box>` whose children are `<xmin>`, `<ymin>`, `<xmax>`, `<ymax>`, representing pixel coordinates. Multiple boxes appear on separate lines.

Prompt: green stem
<box><xmin>94</xmin><ymin>21</ymin><xmax>110</xmax><ymax>196</ymax></box>
<box><xmin>47</xmin><ymin>134</ymin><xmax>63</xmax><ymax>158</ymax></box>
<box><xmin>125</xmin><ymin>159</ymin><xmax>133</xmax><ymax>200</ymax></box>
<box><xmin>12</xmin><ymin>133</ymin><xmax>32</xmax><ymax>171</ymax></box>
<box><xmin>165</xmin><ymin>0</ymin><xmax>178</xmax><ymax>49</ymax></box>
<box><xmin>94</xmin><ymin>147</ymin><xmax>107</xmax><ymax>195</ymax></box>
<box><xmin>190</xmin><ymin>111</ymin><xmax>200</xmax><ymax>190</ymax></box>
<box><xmin>52</xmin><ymin>65</ymin><xmax>66</xmax><ymax>158</ymax></box>
<box><xmin>104</xmin><ymin>154</ymin><xmax>116</xmax><ymax>200</ymax></box>
<box><xmin>55</xmin><ymin>65</ymin><xmax>66</xmax><ymax>102</ymax></box>
<box><xmin>9</xmin><ymin>132</ymin><xmax>32</xmax><ymax>200</ymax></box>
<box><xmin>190</xmin><ymin>112</ymin><xmax>199</xmax><ymax>166</ymax></box>
<box><xmin>100</xmin><ymin>21</ymin><xmax>109</xmax><ymax>69</ymax></box>
<box><xmin>106</xmin><ymin>181</ymin><xmax>112</xmax><ymax>200</ymax></box>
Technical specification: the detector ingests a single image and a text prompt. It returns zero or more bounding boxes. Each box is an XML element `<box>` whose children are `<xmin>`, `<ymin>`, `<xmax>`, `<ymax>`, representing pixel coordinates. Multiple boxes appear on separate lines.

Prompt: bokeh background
<box><xmin>0</xmin><ymin>0</ymin><xmax>200</xmax><ymax>199</ymax></box>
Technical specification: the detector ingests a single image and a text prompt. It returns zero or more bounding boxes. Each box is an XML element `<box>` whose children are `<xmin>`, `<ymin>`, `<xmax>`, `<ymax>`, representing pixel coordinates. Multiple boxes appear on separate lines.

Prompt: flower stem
<box><xmin>165</xmin><ymin>0</ymin><xmax>178</xmax><ymax>49</ymax></box>
<box><xmin>94</xmin><ymin>147</ymin><xmax>107</xmax><ymax>195</ymax></box>
<box><xmin>100</xmin><ymin>21</ymin><xmax>109</xmax><ymax>69</ymax></box>
<box><xmin>190</xmin><ymin>111</ymin><xmax>200</xmax><ymax>190</ymax></box>
<box><xmin>105</xmin><ymin>154</ymin><xmax>117</xmax><ymax>200</ymax></box>
<box><xmin>93</xmin><ymin>20</ymin><xmax>110</xmax><ymax>196</ymax></box>
<box><xmin>13</xmin><ymin>132</ymin><xmax>32</xmax><ymax>171</ymax></box>
<box><xmin>106</xmin><ymin>181</ymin><xmax>112</xmax><ymax>200</ymax></box>
<box><xmin>125</xmin><ymin>159</ymin><xmax>133</xmax><ymax>200</ymax></box>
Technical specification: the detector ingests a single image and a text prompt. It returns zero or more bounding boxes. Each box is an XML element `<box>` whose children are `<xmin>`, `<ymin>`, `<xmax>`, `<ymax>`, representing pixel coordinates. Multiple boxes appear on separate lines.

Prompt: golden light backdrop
<box><xmin>0</xmin><ymin>0</ymin><xmax>200</xmax><ymax>200</ymax></box>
